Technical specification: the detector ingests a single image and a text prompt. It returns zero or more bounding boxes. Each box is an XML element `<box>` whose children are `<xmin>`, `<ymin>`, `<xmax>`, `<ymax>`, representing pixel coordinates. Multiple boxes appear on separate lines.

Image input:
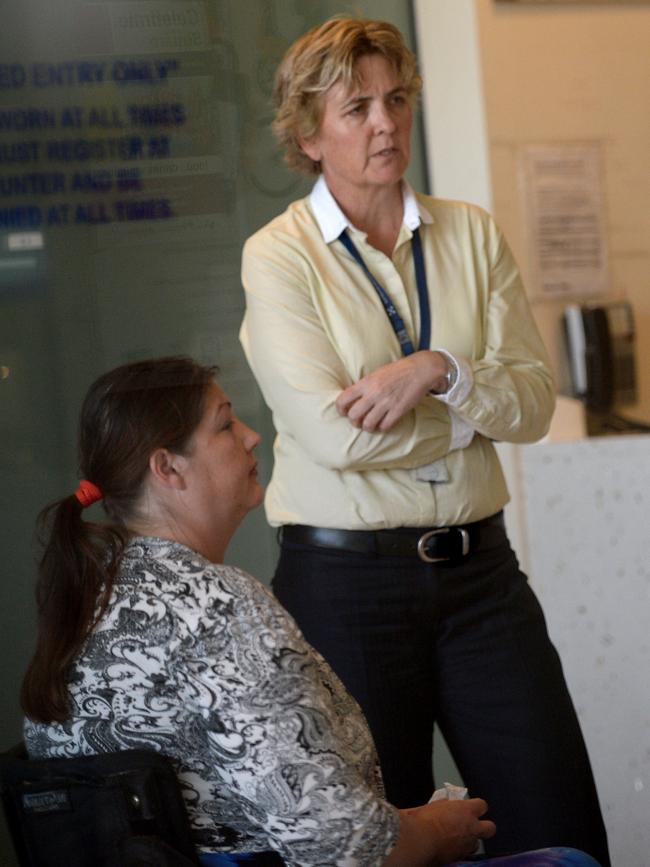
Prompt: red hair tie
<box><xmin>74</xmin><ymin>479</ymin><xmax>103</xmax><ymax>508</ymax></box>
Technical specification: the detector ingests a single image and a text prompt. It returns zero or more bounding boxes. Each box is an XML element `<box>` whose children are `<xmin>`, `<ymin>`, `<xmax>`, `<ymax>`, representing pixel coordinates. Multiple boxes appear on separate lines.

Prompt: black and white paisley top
<box><xmin>24</xmin><ymin>537</ymin><xmax>399</xmax><ymax>866</ymax></box>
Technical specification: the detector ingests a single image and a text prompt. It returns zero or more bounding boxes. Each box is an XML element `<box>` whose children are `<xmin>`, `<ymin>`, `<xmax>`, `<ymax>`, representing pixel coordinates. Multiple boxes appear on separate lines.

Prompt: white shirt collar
<box><xmin>309</xmin><ymin>175</ymin><xmax>433</xmax><ymax>244</ymax></box>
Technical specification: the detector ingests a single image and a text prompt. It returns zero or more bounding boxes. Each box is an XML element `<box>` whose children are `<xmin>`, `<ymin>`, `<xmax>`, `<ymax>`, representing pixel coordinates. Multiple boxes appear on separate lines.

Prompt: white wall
<box><xmin>414</xmin><ymin>0</ymin><xmax>492</xmax><ymax>212</ymax></box>
<box><xmin>521</xmin><ymin>435</ymin><xmax>650</xmax><ymax>867</ymax></box>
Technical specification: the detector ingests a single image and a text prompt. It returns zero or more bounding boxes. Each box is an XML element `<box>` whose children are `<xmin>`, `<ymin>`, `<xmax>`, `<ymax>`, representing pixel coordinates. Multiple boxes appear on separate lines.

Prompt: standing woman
<box><xmin>240</xmin><ymin>16</ymin><xmax>610</xmax><ymax>865</ymax></box>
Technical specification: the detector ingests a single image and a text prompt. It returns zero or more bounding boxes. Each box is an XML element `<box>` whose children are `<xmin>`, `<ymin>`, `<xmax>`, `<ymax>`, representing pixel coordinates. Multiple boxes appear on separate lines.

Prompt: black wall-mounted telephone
<box><xmin>564</xmin><ymin>302</ymin><xmax>636</xmax><ymax>412</ymax></box>
<box><xmin>563</xmin><ymin>301</ymin><xmax>649</xmax><ymax>433</ymax></box>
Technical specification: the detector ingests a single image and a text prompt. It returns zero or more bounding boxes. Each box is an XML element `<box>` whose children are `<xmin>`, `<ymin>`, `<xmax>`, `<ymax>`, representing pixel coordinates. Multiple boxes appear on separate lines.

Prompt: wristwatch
<box><xmin>444</xmin><ymin>358</ymin><xmax>458</xmax><ymax>393</ymax></box>
<box><xmin>431</xmin><ymin>355</ymin><xmax>458</xmax><ymax>395</ymax></box>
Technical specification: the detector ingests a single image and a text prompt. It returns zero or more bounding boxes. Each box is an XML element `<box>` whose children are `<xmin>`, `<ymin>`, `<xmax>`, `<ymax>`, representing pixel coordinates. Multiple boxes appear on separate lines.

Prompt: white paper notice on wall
<box><xmin>519</xmin><ymin>143</ymin><xmax>609</xmax><ymax>300</ymax></box>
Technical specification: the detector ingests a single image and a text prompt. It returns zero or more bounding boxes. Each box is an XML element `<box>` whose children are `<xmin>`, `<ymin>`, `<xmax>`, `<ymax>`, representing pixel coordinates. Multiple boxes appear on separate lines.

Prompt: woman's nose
<box><xmin>371</xmin><ymin>101</ymin><xmax>397</xmax><ymax>134</ymax></box>
<box><xmin>239</xmin><ymin>420</ymin><xmax>261</xmax><ymax>450</ymax></box>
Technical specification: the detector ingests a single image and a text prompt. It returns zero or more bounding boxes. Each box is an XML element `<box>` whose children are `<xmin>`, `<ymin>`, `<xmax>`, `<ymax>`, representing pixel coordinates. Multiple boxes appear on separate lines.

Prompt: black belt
<box><xmin>281</xmin><ymin>512</ymin><xmax>504</xmax><ymax>564</ymax></box>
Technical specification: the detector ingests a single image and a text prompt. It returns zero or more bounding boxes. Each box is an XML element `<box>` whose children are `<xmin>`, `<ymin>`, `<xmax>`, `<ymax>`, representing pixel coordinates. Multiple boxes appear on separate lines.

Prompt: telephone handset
<box><xmin>564</xmin><ymin>302</ymin><xmax>636</xmax><ymax>412</ymax></box>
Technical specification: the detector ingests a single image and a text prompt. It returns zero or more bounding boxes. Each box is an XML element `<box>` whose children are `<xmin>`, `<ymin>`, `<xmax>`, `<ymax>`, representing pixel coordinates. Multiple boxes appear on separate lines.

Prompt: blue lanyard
<box><xmin>338</xmin><ymin>226</ymin><xmax>431</xmax><ymax>356</ymax></box>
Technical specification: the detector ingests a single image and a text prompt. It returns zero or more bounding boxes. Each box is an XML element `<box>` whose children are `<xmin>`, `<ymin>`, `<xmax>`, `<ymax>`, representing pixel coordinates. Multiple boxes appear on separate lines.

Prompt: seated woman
<box><xmin>21</xmin><ymin>356</ymin><xmax>599</xmax><ymax>867</ymax></box>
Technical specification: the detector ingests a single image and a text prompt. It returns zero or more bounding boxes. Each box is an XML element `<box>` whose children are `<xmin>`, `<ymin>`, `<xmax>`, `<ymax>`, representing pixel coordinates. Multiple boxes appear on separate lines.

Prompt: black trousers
<box><xmin>273</xmin><ymin>520</ymin><xmax>610</xmax><ymax>866</ymax></box>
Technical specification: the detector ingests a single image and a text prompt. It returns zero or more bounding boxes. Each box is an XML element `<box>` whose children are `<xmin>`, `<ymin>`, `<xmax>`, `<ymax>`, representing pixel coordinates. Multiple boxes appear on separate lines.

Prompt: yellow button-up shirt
<box><xmin>240</xmin><ymin>179</ymin><xmax>554</xmax><ymax>530</ymax></box>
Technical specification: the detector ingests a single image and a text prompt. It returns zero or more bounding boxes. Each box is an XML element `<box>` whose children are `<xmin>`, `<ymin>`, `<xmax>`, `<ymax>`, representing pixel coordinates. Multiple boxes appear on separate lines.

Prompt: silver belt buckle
<box><xmin>417</xmin><ymin>527</ymin><xmax>470</xmax><ymax>563</ymax></box>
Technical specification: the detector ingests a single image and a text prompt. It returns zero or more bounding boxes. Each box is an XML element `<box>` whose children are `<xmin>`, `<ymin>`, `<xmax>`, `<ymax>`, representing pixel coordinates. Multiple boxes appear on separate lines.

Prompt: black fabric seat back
<box><xmin>0</xmin><ymin>744</ymin><xmax>199</xmax><ymax>866</ymax></box>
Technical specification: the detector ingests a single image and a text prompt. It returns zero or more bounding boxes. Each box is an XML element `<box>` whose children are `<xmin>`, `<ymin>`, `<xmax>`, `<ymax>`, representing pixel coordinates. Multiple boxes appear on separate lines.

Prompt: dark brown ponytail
<box><xmin>21</xmin><ymin>496</ymin><xmax>127</xmax><ymax>722</ymax></box>
<box><xmin>21</xmin><ymin>356</ymin><xmax>216</xmax><ymax>723</ymax></box>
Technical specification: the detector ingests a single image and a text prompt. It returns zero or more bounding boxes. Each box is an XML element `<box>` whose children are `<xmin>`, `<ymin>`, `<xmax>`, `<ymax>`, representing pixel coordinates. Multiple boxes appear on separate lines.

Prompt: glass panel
<box><xmin>0</xmin><ymin>0</ymin><xmax>427</xmax><ymax>752</ymax></box>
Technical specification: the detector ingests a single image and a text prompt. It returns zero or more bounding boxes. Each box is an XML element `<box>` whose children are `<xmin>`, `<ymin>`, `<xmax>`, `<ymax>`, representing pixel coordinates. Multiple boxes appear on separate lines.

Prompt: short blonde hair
<box><xmin>273</xmin><ymin>16</ymin><xmax>422</xmax><ymax>176</ymax></box>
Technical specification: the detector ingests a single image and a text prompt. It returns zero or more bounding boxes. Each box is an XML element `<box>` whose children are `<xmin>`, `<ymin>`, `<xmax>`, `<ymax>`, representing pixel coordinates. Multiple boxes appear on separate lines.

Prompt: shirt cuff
<box><xmin>433</xmin><ymin>350</ymin><xmax>474</xmax><ymax>406</ymax></box>
<box><xmin>429</xmin><ymin>351</ymin><xmax>474</xmax><ymax>451</ymax></box>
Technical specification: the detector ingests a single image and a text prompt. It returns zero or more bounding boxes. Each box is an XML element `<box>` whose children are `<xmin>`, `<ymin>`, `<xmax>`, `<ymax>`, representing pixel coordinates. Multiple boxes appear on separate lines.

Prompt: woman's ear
<box><xmin>148</xmin><ymin>448</ymin><xmax>187</xmax><ymax>490</ymax></box>
<box><xmin>298</xmin><ymin>133</ymin><xmax>322</xmax><ymax>163</ymax></box>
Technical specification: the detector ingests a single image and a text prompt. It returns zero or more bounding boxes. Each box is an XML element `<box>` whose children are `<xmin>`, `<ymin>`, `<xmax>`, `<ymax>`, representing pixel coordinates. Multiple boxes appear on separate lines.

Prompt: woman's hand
<box><xmin>382</xmin><ymin>798</ymin><xmax>496</xmax><ymax>867</ymax></box>
<box><xmin>336</xmin><ymin>350</ymin><xmax>450</xmax><ymax>432</ymax></box>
